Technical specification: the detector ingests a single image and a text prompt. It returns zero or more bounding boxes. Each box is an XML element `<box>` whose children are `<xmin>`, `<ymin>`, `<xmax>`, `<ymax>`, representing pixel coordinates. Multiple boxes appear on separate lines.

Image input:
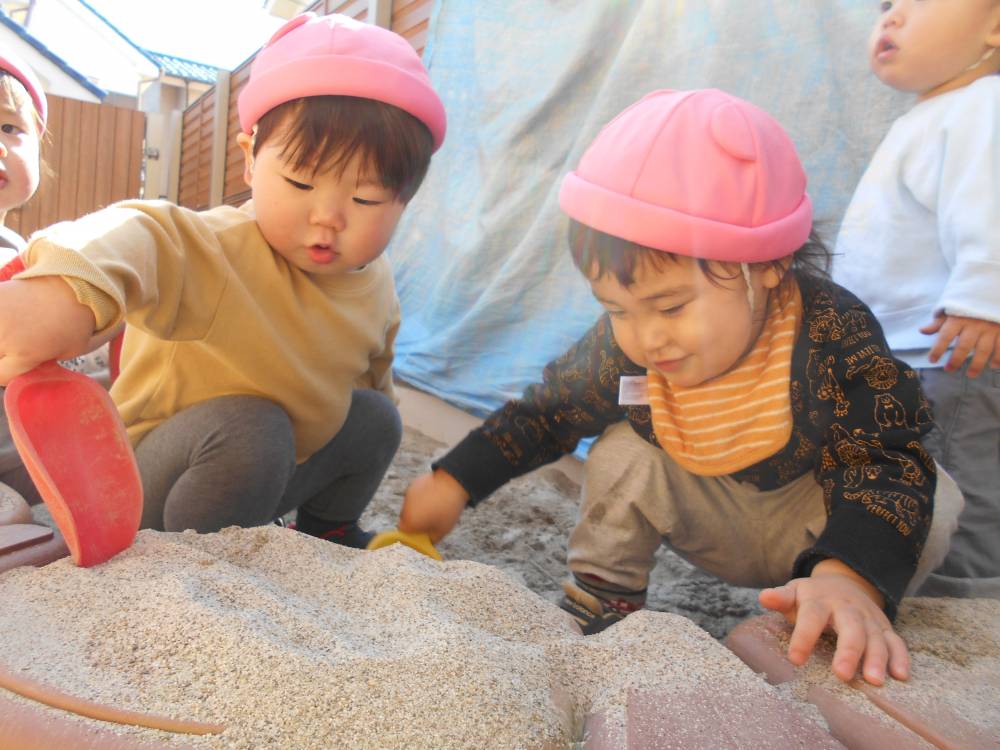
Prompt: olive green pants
<box><xmin>568</xmin><ymin>421</ymin><xmax>963</xmax><ymax>594</ymax></box>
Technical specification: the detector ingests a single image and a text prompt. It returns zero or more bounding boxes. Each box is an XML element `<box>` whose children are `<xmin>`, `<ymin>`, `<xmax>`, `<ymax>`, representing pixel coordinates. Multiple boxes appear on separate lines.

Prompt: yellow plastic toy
<box><xmin>366</xmin><ymin>529</ymin><xmax>442</xmax><ymax>560</ymax></box>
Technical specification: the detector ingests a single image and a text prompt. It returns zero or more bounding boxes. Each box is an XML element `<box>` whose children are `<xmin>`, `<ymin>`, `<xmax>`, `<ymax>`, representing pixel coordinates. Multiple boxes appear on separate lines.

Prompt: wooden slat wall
<box><xmin>222</xmin><ymin>59</ymin><xmax>253</xmax><ymax>207</ymax></box>
<box><xmin>179</xmin><ymin>0</ymin><xmax>434</xmax><ymax>208</ymax></box>
<box><xmin>330</xmin><ymin>0</ymin><xmax>368</xmax><ymax>20</ymax></box>
<box><xmin>307</xmin><ymin>0</ymin><xmax>368</xmax><ymax>19</ymax></box>
<box><xmin>6</xmin><ymin>95</ymin><xmax>146</xmax><ymax>238</ymax></box>
<box><xmin>392</xmin><ymin>0</ymin><xmax>432</xmax><ymax>56</ymax></box>
<box><xmin>177</xmin><ymin>89</ymin><xmax>215</xmax><ymax>210</ymax></box>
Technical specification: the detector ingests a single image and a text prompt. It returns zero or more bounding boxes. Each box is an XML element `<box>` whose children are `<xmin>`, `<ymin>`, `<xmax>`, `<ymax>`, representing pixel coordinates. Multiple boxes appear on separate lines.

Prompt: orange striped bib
<box><xmin>646</xmin><ymin>283</ymin><xmax>802</xmax><ymax>476</ymax></box>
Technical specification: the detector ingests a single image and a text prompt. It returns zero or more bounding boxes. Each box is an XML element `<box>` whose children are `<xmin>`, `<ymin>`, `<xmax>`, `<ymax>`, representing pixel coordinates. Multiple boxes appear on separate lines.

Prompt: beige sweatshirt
<box><xmin>20</xmin><ymin>200</ymin><xmax>399</xmax><ymax>463</ymax></box>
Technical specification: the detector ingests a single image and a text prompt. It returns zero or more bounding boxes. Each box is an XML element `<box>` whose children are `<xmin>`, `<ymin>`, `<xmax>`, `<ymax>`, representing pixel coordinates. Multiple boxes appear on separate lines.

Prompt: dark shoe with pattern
<box><xmin>294</xmin><ymin>508</ymin><xmax>374</xmax><ymax>549</ymax></box>
<box><xmin>558</xmin><ymin>576</ymin><xmax>645</xmax><ymax>635</ymax></box>
<box><xmin>315</xmin><ymin>521</ymin><xmax>374</xmax><ymax>549</ymax></box>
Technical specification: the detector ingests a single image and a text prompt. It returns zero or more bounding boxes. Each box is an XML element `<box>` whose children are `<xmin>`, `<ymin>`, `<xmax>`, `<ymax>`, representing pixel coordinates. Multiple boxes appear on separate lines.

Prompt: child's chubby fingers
<box><xmin>832</xmin><ymin>609</ymin><xmax>910</xmax><ymax>686</ymax></box>
<box><xmin>758</xmin><ymin>582</ymin><xmax>799</xmax><ymax>618</ymax></box>
<box><xmin>918</xmin><ymin>314</ymin><xmax>944</xmax><ymax>336</ymax></box>
<box><xmin>950</xmin><ymin>321</ymin><xmax>1000</xmax><ymax>376</ymax></box>
<box><xmin>975</xmin><ymin>324</ymin><xmax>1000</xmax><ymax>373</ymax></box>
<box><xmin>943</xmin><ymin>326</ymin><xmax>979</xmax><ymax>373</ymax></box>
<box><xmin>399</xmin><ymin>470</ymin><xmax>469</xmax><ymax>542</ymax></box>
<box><xmin>989</xmin><ymin>325</ymin><xmax>1000</xmax><ymax>369</ymax></box>
<box><xmin>824</xmin><ymin>605</ymin><xmax>865</xmax><ymax>681</ymax></box>
<box><xmin>927</xmin><ymin>320</ymin><xmax>959</xmax><ymax>365</ymax></box>
<box><xmin>882</xmin><ymin>626</ymin><xmax>910</xmax><ymax>682</ymax></box>
<box><xmin>966</xmin><ymin>339</ymin><xmax>992</xmax><ymax>379</ymax></box>
<box><xmin>926</xmin><ymin>316</ymin><xmax>1000</xmax><ymax>375</ymax></box>
<box><xmin>759</xmin><ymin>582</ymin><xmax>830</xmax><ymax>668</ymax></box>
<box><xmin>761</xmin><ymin>584</ymin><xmax>910</xmax><ymax>685</ymax></box>
<box><xmin>785</xmin><ymin>597</ymin><xmax>833</xmax><ymax>667</ymax></box>
<box><xmin>827</xmin><ymin>605</ymin><xmax>887</xmax><ymax>684</ymax></box>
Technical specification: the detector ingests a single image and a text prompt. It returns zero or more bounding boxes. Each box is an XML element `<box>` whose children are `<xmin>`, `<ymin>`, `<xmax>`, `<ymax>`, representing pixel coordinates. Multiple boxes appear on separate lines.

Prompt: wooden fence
<box><xmin>177</xmin><ymin>89</ymin><xmax>216</xmax><ymax>211</ymax></box>
<box><xmin>391</xmin><ymin>0</ymin><xmax>433</xmax><ymax>52</ymax></box>
<box><xmin>177</xmin><ymin>0</ymin><xmax>433</xmax><ymax>211</ymax></box>
<box><xmin>6</xmin><ymin>95</ymin><xmax>146</xmax><ymax>238</ymax></box>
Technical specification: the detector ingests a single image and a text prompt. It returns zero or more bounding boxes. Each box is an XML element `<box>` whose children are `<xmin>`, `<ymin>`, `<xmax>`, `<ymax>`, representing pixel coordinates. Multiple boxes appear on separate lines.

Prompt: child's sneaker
<box><xmin>558</xmin><ymin>574</ymin><xmax>645</xmax><ymax>635</ymax></box>
<box><xmin>294</xmin><ymin>508</ymin><xmax>374</xmax><ymax>549</ymax></box>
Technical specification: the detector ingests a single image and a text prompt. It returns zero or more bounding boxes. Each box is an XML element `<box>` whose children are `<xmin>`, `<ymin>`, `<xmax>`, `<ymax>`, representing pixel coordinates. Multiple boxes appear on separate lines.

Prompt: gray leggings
<box><xmin>135</xmin><ymin>390</ymin><xmax>401</xmax><ymax>532</ymax></box>
<box><xmin>0</xmin><ymin>464</ymin><xmax>41</xmax><ymax>506</ymax></box>
<box><xmin>915</xmin><ymin>364</ymin><xmax>1000</xmax><ymax>598</ymax></box>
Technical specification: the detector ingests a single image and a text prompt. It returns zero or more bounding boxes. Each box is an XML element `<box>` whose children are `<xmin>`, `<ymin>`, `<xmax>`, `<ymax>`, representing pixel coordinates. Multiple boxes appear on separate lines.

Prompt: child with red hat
<box><xmin>833</xmin><ymin>0</ymin><xmax>1000</xmax><ymax>598</ymax></box>
<box><xmin>0</xmin><ymin>49</ymin><xmax>47</xmax><ymax>506</ymax></box>
<box><xmin>0</xmin><ymin>49</ymin><xmax>45</xmax><ymax>253</ymax></box>
<box><xmin>0</xmin><ymin>15</ymin><xmax>446</xmax><ymax>545</ymax></box>
<box><xmin>399</xmin><ymin>89</ymin><xmax>963</xmax><ymax>686</ymax></box>
<box><xmin>0</xmin><ymin>50</ymin><xmax>116</xmax><ymax>507</ymax></box>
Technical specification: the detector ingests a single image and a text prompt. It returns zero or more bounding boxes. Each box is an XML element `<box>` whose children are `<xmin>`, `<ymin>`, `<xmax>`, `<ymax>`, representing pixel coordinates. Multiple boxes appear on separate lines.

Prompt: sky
<box><xmin>83</xmin><ymin>0</ymin><xmax>287</xmax><ymax>69</ymax></box>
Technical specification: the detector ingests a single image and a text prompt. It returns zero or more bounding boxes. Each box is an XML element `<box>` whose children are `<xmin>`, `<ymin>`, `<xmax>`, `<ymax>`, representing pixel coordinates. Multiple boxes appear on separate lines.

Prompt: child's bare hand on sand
<box><xmin>400</xmin><ymin>469</ymin><xmax>469</xmax><ymax>542</ymax></box>
<box><xmin>921</xmin><ymin>313</ymin><xmax>1000</xmax><ymax>378</ymax></box>
<box><xmin>758</xmin><ymin>558</ymin><xmax>909</xmax><ymax>686</ymax></box>
<box><xmin>0</xmin><ymin>276</ymin><xmax>95</xmax><ymax>383</ymax></box>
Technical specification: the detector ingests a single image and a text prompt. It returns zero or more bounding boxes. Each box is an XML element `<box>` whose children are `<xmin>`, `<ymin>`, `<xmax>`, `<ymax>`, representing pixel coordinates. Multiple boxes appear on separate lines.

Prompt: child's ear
<box><xmin>988</xmin><ymin>2</ymin><xmax>1000</xmax><ymax>47</ymax></box>
<box><xmin>760</xmin><ymin>258</ymin><xmax>792</xmax><ymax>290</ymax></box>
<box><xmin>236</xmin><ymin>132</ymin><xmax>254</xmax><ymax>186</ymax></box>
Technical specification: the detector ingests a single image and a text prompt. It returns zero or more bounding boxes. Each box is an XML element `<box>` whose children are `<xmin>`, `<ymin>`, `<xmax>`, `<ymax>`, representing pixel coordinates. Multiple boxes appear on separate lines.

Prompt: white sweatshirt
<box><xmin>833</xmin><ymin>75</ymin><xmax>1000</xmax><ymax>369</ymax></box>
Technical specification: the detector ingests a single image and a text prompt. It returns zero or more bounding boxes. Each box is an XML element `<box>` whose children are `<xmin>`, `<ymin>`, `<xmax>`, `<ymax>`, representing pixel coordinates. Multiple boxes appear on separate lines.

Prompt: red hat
<box><xmin>0</xmin><ymin>50</ymin><xmax>47</xmax><ymax>127</ymax></box>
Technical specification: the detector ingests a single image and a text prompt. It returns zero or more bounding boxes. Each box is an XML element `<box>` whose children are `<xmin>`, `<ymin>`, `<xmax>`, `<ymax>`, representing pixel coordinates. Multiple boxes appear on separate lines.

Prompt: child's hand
<box><xmin>921</xmin><ymin>313</ymin><xmax>1000</xmax><ymax>378</ymax></box>
<box><xmin>0</xmin><ymin>277</ymin><xmax>96</xmax><ymax>384</ymax></box>
<box><xmin>399</xmin><ymin>469</ymin><xmax>470</xmax><ymax>543</ymax></box>
<box><xmin>758</xmin><ymin>558</ymin><xmax>909</xmax><ymax>686</ymax></box>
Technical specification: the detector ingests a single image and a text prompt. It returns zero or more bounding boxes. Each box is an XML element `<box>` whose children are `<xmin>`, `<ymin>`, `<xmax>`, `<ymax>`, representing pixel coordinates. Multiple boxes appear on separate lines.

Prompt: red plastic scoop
<box><xmin>1</xmin><ymin>257</ymin><xmax>141</xmax><ymax>567</ymax></box>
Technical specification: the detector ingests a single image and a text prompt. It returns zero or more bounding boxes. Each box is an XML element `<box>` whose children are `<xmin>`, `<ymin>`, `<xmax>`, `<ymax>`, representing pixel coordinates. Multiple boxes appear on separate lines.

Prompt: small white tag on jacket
<box><xmin>618</xmin><ymin>376</ymin><xmax>649</xmax><ymax>405</ymax></box>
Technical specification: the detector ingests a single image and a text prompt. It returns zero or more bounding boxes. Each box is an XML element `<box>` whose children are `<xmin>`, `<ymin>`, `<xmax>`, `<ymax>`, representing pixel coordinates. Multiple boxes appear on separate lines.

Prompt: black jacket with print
<box><xmin>436</xmin><ymin>272</ymin><xmax>936</xmax><ymax>617</ymax></box>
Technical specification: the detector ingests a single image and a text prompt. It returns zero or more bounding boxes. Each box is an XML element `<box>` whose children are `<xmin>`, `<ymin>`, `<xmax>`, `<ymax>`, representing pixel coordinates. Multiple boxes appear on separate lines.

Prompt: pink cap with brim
<box><xmin>237</xmin><ymin>13</ymin><xmax>446</xmax><ymax>151</ymax></box>
<box><xmin>0</xmin><ymin>51</ymin><xmax>47</xmax><ymax>127</ymax></box>
<box><xmin>559</xmin><ymin>89</ymin><xmax>812</xmax><ymax>262</ymax></box>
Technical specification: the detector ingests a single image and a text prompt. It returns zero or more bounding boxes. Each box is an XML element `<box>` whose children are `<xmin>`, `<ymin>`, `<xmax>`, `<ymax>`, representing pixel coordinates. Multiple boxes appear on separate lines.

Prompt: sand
<box><xmin>0</xmin><ymin>525</ymin><xmax>809</xmax><ymax>749</ymax></box>
<box><xmin>8</xmin><ymin>427</ymin><xmax>999</xmax><ymax>747</ymax></box>
<box><xmin>361</xmin><ymin>427</ymin><xmax>763</xmax><ymax>640</ymax></box>
<box><xmin>26</xmin><ymin>426</ymin><xmax>760</xmax><ymax>639</ymax></box>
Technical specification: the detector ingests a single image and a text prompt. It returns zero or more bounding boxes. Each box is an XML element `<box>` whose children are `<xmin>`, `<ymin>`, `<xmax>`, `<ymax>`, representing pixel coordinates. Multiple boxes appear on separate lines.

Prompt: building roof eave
<box><xmin>0</xmin><ymin>10</ymin><xmax>106</xmax><ymax>99</ymax></box>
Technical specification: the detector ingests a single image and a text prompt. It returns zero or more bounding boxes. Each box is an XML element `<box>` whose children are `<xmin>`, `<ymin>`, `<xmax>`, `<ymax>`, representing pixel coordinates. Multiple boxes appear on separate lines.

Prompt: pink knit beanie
<box><xmin>559</xmin><ymin>89</ymin><xmax>812</xmax><ymax>262</ymax></box>
<box><xmin>238</xmin><ymin>13</ymin><xmax>446</xmax><ymax>151</ymax></box>
<box><xmin>0</xmin><ymin>50</ymin><xmax>47</xmax><ymax>127</ymax></box>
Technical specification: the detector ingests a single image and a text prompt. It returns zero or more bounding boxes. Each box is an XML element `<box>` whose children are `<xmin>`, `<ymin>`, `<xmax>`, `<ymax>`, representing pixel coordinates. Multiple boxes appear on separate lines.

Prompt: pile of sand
<box><xmin>0</xmin><ymin>526</ymin><xmax>821</xmax><ymax>749</ymax></box>
<box><xmin>364</xmin><ymin>427</ymin><xmax>763</xmax><ymax>641</ymax></box>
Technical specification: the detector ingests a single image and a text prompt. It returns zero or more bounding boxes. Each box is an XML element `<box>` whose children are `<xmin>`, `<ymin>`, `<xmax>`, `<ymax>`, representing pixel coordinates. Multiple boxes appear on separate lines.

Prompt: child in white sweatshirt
<box><xmin>833</xmin><ymin>0</ymin><xmax>1000</xmax><ymax>596</ymax></box>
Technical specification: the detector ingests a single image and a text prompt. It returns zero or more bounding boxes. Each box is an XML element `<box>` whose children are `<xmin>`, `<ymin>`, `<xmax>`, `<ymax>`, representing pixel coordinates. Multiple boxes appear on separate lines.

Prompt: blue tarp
<box><xmin>387</xmin><ymin>0</ymin><xmax>909</xmax><ymax>434</ymax></box>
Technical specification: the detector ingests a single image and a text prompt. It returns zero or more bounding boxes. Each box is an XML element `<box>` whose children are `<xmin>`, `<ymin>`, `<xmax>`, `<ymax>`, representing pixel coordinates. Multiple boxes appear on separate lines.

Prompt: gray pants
<box><xmin>135</xmin><ymin>390</ymin><xmax>401</xmax><ymax>532</ymax></box>
<box><xmin>0</xmin><ymin>465</ymin><xmax>41</xmax><ymax>507</ymax></box>
<box><xmin>916</xmin><ymin>365</ymin><xmax>1000</xmax><ymax>598</ymax></box>
<box><xmin>568</xmin><ymin>421</ymin><xmax>963</xmax><ymax>596</ymax></box>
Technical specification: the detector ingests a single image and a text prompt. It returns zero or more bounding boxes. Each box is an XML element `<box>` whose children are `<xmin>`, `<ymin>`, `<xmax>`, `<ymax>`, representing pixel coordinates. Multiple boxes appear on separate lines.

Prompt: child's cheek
<box><xmin>610</xmin><ymin>319</ymin><xmax>644</xmax><ymax>367</ymax></box>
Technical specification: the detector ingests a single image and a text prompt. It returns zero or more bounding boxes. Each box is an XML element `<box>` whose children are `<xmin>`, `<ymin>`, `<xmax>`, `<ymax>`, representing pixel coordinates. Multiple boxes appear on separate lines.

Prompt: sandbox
<box><xmin>0</xmin><ymin>526</ymin><xmax>842</xmax><ymax>748</ymax></box>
